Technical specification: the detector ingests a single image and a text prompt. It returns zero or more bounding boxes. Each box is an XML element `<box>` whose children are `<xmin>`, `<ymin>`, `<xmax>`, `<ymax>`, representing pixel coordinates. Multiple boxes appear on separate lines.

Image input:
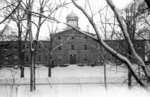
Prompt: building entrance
<box><xmin>69</xmin><ymin>54</ymin><xmax>76</xmax><ymax>64</ymax></box>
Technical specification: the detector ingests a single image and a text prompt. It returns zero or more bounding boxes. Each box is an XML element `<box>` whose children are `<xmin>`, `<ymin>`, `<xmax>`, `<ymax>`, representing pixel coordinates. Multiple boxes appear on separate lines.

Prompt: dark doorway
<box><xmin>70</xmin><ymin>54</ymin><xmax>76</xmax><ymax>64</ymax></box>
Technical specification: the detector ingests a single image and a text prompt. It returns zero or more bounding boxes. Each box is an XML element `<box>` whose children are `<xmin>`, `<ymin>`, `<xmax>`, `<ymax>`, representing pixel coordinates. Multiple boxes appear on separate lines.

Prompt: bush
<box><xmin>90</xmin><ymin>64</ymin><xmax>97</xmax><ymax>67</ymax></box>
<box><xmin>78</xmin><ymin>64</ymin><xmax>84</xmax><ymax>67</ymax></box>
<box><xmin>59</xmin><ymin>64</ymin><xmax>68</xmax><ymax>67</ymax></box>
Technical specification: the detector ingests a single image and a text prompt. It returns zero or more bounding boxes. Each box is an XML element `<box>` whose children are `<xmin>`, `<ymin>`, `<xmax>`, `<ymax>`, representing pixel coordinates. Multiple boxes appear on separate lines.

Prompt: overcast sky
<box><xmin>39</xmin><ymin>0</ymin><xmax>134</xmax><ymax>40</ymax></box>
<box><xmin>1</xmin><ymin>0</ymin><xmax>134</xmax><ymax>40</ymax></box>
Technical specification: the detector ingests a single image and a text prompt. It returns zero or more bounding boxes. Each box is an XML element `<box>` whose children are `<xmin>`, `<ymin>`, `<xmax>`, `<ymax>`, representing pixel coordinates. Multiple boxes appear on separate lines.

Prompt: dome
<box><xmin>66</xmin><ymin>11</ymin><xmax>78</xmax><ymax>19</ymax></box>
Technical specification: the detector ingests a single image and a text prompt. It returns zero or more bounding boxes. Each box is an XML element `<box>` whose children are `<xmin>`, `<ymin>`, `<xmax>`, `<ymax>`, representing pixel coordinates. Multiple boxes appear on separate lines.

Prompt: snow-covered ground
<box><xmin>0</xmin><ymin>64</ymin><xmax>128</xmax><ymax>84</ymax></box>
<box><xmin>0</xmin><ymin>64</ymin><xmax>149</xmax><ymax>97</ymax></box>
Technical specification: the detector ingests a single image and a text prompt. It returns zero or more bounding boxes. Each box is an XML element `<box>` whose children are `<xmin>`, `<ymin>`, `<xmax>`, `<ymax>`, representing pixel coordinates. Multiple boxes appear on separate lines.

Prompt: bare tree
<box><xmin>8</xmin><ymin>0</ymin><xmax>26</xmax><ymax>78</ymax></box>
<box><xmin>144</xmin><ymin>0</ymin><xmax>150</xmax><ymax>8</ymax></box>
<box><xmin>1</xmin><ymin>0</ymin><xmax>150</xmax><ymax>90</ymax></box>
<box><xmin>71</xmin><ymin>0</ymin><xmax>150</xmax><ymax>87</ymax></box>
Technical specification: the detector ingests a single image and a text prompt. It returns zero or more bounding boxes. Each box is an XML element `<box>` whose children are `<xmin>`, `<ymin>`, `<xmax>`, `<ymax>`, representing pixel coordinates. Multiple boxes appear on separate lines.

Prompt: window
<box><xmin>84</xmin><ymin>58</ymin><xmax>88</xmax><ymax>61</ymax></box>
<box><xmin>45</xmin><ymin>56</ymin><xmax>47</xmax><ymax>61</ymax></box>
<box><xmin>26</xmin><ymin>45</ymin><xmax>29</xmax><ymax>48</ymax></box>
<box><xmin>25</xmin><ymin>55</ymin><xmax>29</xmax><ymax>62</ymax></box>
<box><xmin>38</xmin><ymin>44</ymin><xmax>41</xmax><ymax>48</ymax></box>
<box><xmin>58</xmin><ymin>46</ymin><xmax>62</xmax><ymax>50</ymax></box>
<box><xmin>71</xmin><ymin>45</ymin><xmax>75</xmax><ymax>50</ymax></box>
<box><xmin>38</xmin><ymin>55</ymin><xmax>41</xmax><ymax>62</ymax></box>
<box><xmin>85</xmin><ymin>36</ymin><xmax>88</xmax><ymax>39</ymax></box>
<box><xmin>58</xmin><ymin>36</ymin><xmax>61</xmax><ymax>40</ymax></box>
<box><xmin>22</xmin><ymin>44</ymin><xmax>25</xmax><ymax>49</ymax></box>
<box><xmin>14</xmin><ymin>45</ymin><xmax>18</xmax><ymax>49</ymax></box>
<box><xmin>84</xmin><ymin>45</ymin><xmax>87</xmax><ymax>50</ymax></box>
<box><xmin>71</xmin><ymin>36</ymin><xmax>74</xmax><ymax>39</ymax></box>
<box><xmin>84</xmin><ymin>54</ymin><xmax>88</xmax><ymax>61</ymax></box>
<box><xmin>5</xmin><ymin>44</ymin><xmax>9</xmax><ymax>48</ymax></box>
<box><xmin>0</xmin><ymin>44</ymin><xmax>3</xmax><ymax>48</ymax></box>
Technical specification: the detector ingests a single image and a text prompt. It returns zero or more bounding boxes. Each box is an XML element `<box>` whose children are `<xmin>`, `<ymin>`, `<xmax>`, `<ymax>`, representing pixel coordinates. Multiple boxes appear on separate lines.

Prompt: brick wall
<box><xmin>0</xmin><ymin>30</ymin><xmax>146</xmax><ymax>67</ymax></box>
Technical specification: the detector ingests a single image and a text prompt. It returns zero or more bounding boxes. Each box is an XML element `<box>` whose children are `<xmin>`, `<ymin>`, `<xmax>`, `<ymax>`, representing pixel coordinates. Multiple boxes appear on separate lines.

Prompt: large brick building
<box><xmin>0</xmin><ymin>12</ymin><xmax>148</xmax><ymax>67</ymax></box>
<box><xmin>50</xmin><ymin>11</ymin><xmax>146</xmax><ymax>66</ymax></box>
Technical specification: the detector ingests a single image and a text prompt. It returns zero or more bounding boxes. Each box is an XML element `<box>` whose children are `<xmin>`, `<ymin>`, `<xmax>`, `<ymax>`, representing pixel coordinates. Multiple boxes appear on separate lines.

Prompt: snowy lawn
<box><xmin>0</xmin><ymin>65</ymin><xmax>128</xmax><ymax>84</ymax></box>
<box><xmin>0</xmin><ymin>65</ymin><xmax>149</xmax><ymax>97</ymax></box>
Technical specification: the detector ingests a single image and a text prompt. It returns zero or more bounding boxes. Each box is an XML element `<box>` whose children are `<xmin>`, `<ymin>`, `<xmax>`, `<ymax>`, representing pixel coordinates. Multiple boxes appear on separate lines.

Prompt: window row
<box><xmin>58</xmin><ymin>44</ymin><xmax>88</xmax><ymax>50</ymax></box>
<box><xmin>22</xmin><ymin>44</ymin><xmax>44</xmax><ymax>49</ymax></box>
<box><xmin>25</xmin><ymin>55</ymin><xmax>48</xmax><ymax>62</ymax></box>
<box><xmin>57</xmin><ymin>36</ymin><xmax>88</xmax><ymax>40</ymax></box>
<box><xmin>0</xmin><ymin>44</ymin><xmax>45</xmax><ymax>49</ymax></box>
<box><xmin>56</xmin><ymin>55</ymin><xmax>88</xmax><ymax>62</ymax></box>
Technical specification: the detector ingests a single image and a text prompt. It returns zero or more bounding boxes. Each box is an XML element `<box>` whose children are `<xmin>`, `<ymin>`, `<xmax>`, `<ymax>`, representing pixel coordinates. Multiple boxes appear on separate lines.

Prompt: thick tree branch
<box><xmin>0</xmin><ymin>0</ymin><xmax>22</xmax><ymax>24</ymax></box>
<box><xmin>72</xmin><ymin>0</ymin><xmax>146</xmax><ymax>87</ymax></box>
<box><xmin>106</xmin><ymin>0</ymin><xmax>150</xmax><ymax>81</ymax></box>
<box><xmin>144</xmin><ymin>0</ymin><xmax>150</xmax><ymax>9</ymax></box>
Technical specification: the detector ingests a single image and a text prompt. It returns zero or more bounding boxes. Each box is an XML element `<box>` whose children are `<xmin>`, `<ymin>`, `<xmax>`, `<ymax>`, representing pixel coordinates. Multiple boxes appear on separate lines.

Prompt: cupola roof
<box><xmin>66</xmin><ymin>11</ymin><xmax>78</xmax><ymax>19</ymax></box>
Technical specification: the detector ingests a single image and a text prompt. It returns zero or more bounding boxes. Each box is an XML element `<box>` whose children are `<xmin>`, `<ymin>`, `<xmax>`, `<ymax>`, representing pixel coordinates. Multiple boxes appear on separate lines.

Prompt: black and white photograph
<box><xmin>0</xmin><ymin>0</ymin><xmax>150</xmax><ymax>97</ymax></box>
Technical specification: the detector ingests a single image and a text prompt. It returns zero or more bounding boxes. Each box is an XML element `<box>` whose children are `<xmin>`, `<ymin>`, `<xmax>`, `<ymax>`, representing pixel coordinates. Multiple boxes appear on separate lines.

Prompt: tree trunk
<box><xmin>48</xmin><ymin>33</ymin><xmax>53</xmax><ymax>77</ymax></box>
<box><xmin>72</xmin><ymin>0</ymin><xmax>146</xmax><ymax>87</ymax></box>
<box><xmin>128</xmin><ymin>69</ymin><xmax>132</xmax><ymax>88</ymax></box>
<box><xmin>48</xmin><ymin>63</ymin><xmax>51</xmax><ymax>77</ymax></box>
<box><xmin>20</xmin><ymin>66</ymin><xmax>24</xmax><ymax>77</ymax></box>
<box><xmin>104</xmin><ymin>62</ymin><xmax>107</xmax><ymax>89</ymax></box>
<box><xmin>48</xmin><ymin>56</ymin><xmax>53</xmax><ymax>77</ymax></box>
<box><xmin>26</xmin><ymin>0</ymin><xmax>35</xmax><ymax>91</ymax></box>
<box><xmin>17</xmin><ymin>21</ymin><xmax>24</xmax><ymax>78</ymax></box>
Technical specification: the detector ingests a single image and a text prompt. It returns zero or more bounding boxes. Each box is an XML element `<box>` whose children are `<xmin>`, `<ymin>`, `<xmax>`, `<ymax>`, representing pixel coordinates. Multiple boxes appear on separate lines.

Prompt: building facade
<box><xmin>0</xmin><ymin>12</ymin><xmax>148</xmax><ymax>67</ymax></box>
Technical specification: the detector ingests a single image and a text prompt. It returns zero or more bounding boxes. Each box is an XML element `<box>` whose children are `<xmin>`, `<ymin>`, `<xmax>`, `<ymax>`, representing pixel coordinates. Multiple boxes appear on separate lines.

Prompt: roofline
<box><xmin>53</xmin><ymin>28</ymin><xmax>149</xmax><ymax>42</ymax></box>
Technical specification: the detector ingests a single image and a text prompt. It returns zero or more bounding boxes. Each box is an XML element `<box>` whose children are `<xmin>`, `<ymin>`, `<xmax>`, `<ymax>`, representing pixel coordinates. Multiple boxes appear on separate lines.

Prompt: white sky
<box><xmin>0</xmin><ymin>0</ymin><xmax>134</xmax><ymax>40</ymax></box>
<box><xmin>40</xmin><ymin>0</ymin><xmax>133</xmax><ymax>40</ymax></box>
